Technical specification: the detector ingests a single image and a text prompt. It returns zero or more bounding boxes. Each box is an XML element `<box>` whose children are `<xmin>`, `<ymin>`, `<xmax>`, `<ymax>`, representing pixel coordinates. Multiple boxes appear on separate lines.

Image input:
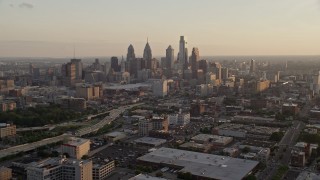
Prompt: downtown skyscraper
<box><xmin>178</xmin><ymin>36</ymin><xmax>188</xmax><ymax>70</ymax></box>
<box><xmin>190</xmin><ymin>47</ymin><xmax>200</xmax><ymax>79</ymax></box>
<box><xmin>166</xmin><ymin>45</ymin><xmax>174</xmax><ymax>69</ymax></box>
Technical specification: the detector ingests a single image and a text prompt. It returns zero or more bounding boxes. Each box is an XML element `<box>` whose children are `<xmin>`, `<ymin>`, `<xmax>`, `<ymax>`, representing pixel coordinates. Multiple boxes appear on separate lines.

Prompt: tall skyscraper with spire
<box><xmin>166</xmin><ymin>45</ymin><xmax>174</xmax><ymax>69</ymax></box>
<box><xmin>178</xmin><ymin>36</ymin><xmax>188</xmax><ymax>70</ymax></box>
<box><xmin>143</xmin><ymin>39</ymin><xmax>153</xmax><ymax>69</ymax></box>
<box><xmin>190</xmin><ymin>47</ymin><xmax>200</xmax><ymax>78</ymax></box>
<box><xmin>127</xmin><ymin>44</ymin><xmax>136</xmax><ymax>61</ymax></box>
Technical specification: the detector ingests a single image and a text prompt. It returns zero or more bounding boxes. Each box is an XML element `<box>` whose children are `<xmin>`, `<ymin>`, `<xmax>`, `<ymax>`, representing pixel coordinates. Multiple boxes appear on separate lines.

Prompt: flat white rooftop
<box><xmin>138</xmin><ymin>147</ymin><xmax>259</xmax><ymax>180</ymax></box>
<box><xmin>129</xmin><ymin>174</ymin><xmax>168</xmax><ymax>180</ymax></box>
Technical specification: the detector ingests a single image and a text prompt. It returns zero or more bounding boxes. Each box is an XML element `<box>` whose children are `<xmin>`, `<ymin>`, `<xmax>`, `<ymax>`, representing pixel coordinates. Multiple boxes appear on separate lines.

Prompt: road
<box><xmin>0</xmin><ymin>103</ymin><xmax>143</xmax><ymax>159</ymax></box>
<box><xmin>75</xmin><ymin>103</ymin><xmax>143</xmax><ymax>136</ymax></box>
<box><xmin>258</xmin><ymin>121</ymin><xmax>304</xmax><ymax>180</ymax></box>
<box><xmin>0</xmin><ymin>134</ymin><xmax>70</xmax><ymax>159</ymax></box>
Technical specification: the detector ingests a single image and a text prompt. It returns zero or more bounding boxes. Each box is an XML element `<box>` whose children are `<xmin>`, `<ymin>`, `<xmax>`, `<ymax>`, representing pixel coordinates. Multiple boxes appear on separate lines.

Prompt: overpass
<box><xmin>0</xmin><ymin>134</ymin><xmax>70</xmax><ymax>159</ymax></box>
<box><xmin>75</xmin><ymin>103</ymin><xmax>143</xmax><ymax>136</ymax></box>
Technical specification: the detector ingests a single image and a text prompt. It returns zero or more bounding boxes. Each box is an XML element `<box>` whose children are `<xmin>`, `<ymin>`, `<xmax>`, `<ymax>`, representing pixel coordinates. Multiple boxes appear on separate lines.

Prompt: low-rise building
<box><xmin>26</xmin><ymin>157</ymin><xmax>93</xmax><ymax>180</ymax></box>
<box><xmin>137</xmin><ymin>147</ymin><xmax>259</xmax><ymax>180</ymax></box>
<box><xmin>92</xmin><ymin>159</ymin><xmax>115</xmax><ymax>180</ymax></box>
<box><xmin>61</xmin><ymin>137</ymin><xmax>90</xmax><ymax>159</ymax></box>
<box><xmin>291</xmin><ymin>150</ymin><xmax>306</xmax><ymax>167</ymax></box>
<box><xmin>0</xmin><ymin>101</ymin><xmax>16</xmax><ymax>112</ymax></box>
<box><xmin>282</xmin><ymin>103</ymin><xmax>299</xmax><ymax>116</ymax></box>
<box><xmin>0</xmin><ymin>166</ymin><xmax>12</xmax><ymax>180</ymax></box>
<box><xmin>104</xmin><ymin>132</ymin><xmax>127</xmax><ymax>142</ymax></box>
<box><xmin>134</xmin><ymin>137</ymin><xmax>167</xmax><ymax>147</ymax></box>
<box><xmin>0</xmin><ymin>123</ymin><xmax>16</xmax><ymax>138</ymax></box>
<box><xmin>191</xmin><ymin>134</ymin><xmax>233</xmax><ymax>146</ymax></box>
<box><xmin>213</xmin><ymin>123</ymin><xmax>279</xmax><ymax>139</ymax></box>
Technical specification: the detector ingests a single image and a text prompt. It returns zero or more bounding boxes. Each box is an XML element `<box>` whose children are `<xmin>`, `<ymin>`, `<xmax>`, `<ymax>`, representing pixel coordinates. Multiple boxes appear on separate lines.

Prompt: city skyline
<box><xmin>1</xmin><ymin>0</ymin><xmax>320</xmax><ymax>57</ymax></box>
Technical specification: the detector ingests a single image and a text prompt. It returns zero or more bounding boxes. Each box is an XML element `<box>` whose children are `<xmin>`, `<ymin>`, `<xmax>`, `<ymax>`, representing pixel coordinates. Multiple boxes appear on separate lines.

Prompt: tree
<box><xmin>156</xmin><ymin>172</ymin><xmax>163</xmax><ymax>177</ymax></box>
<box><xmin>245</xmin><ymin>175</ymin><xmax>257</xmax><ymax>180</ymax></box>
<box><xmin>242</xmin><ymin>146</ymin><xmax>251</xmax><ymax>154</ymax></box>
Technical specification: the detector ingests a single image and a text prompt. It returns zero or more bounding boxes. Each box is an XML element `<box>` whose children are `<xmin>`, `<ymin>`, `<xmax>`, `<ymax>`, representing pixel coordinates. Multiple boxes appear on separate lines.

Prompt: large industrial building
<box><xmin>137</xmin><ymin>147</ymin><xmax>259</xmax><ymax>180</ymax></box>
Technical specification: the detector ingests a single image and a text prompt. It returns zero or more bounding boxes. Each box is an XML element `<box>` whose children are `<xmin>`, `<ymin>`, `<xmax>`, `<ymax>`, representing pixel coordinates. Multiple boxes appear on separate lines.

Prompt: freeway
<box><xmin>75</xmin><ymin>103</ymin><xmax>143</xmax><ymax>136</ymax></box>
<box><xmin>0</xmin><ymin>134</ymin><xmax>70</xmax><ymax>159</ymax></box>
<box><xmin>0</xmin><ymin>103</ymin><xmax>143</xmax><ymax>159</ymax></box>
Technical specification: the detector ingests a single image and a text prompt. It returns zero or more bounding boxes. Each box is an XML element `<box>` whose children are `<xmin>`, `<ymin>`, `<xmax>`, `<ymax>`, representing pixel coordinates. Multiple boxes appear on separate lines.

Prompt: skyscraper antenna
<box><xmin>73</xmin><ymin>44</ymin><xmax>75</xmax><ymax>59</ymax></box>
<box><xmin>147</xmin><ymin>37</ymin><xmax>148</xmax><ymax>43</ymax></box>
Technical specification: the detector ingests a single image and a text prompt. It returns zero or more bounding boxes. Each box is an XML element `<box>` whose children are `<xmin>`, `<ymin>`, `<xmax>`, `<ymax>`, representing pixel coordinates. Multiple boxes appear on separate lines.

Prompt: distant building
<box><xmin>127</xmin><ymin>44</ymin><xmax>136</xmax><ymax>62</ymax></box>
<box><xmin>190</xmin><ymin>47</ymin><xmax>200</xmax><ymax>79</ymax></box>
<box><xmin>0</xmin><ymin>123</ymin><xmax>16</xmax><ymax>138</ymax></box>
<box><xmin>76</xmin><ymin>84</ymin><xmax>101</xmax><ymax>101</ymax></box>
<box><xmin>282</xmin><ymin>103</ymin><xmax>299</xmax><ymax>116</ymax></box>
<box><xmin>221</xmin><ymin>67</ymin><xmax>229</xmax><ymax>80</ymax></box>
<box><xmin>26</xmin><ymin>157</ymin><xmax>92</xmax><ymax>180</ymax></box>
<box><xmin>71</xmin><ymin>59</ymin><xmax>83</xmax><ymax>80</ymax></box>
<box><xmin>138</xmin><ymin>118</ymin><xmax>153</xmax><ymax>136</ymax></box>
<box><xmin>178</xmin><ymin>36</ymin><xmax>188</xmax><ymax>71</ymax></box>
<box><xmin>61</xmin><ymin>62</ymin><xmax>76</xmax><ymax>87</ymax></box>
<box><xmin>110</xmin><ymin>57</ymin><xmax>120</xmax><ymax>72</ymax></box>
<box><xmin>191</xmin><ymin>134</ymin><xmax>233</xmax><ymax>146</ymax></box>
<box><xmin>0</xmin><ymin>101</ymin><xmax>16</xmax><ymax>112</ymax></box>
<box><xmin>58</xmin><ymin>97</ymin><xmax>87</xmax><ymax>111</ymax></box>
<box><xmin>0</xmin><ymin>166</ymin><xmax>12</xmax><ymax>180</ymax></box>
<box><xmin>210</xmin><ymin>62</ymin><xmax>222</xmax><ymax>80</ymax></box>
<box><xmin>151</xmin><ymin>116</ymin><xmax>169</xmax><ymax>132</ymax></box>
<box><xmin>249</xmin><ymin>59</ymin><xmax>256</xmax><ymax>74</ymax></box>
<box><xmin>0</xmin><ymin>79</ymin><xmax>14</xmax><ymax>95</ymax></box>
<box><xmin>61</xmin><ymin>137</ymin><xmax>90</xmax><ymax>160</ymax></box>
<box><xmin>152</xmin><ymin>79</ymin><xmax>168</xmax><ymax>97</ymax></box>
<box><xmin>166</xmin><ymin>45</ymin><xmax>174</xmax><ymax>69</ymax></box>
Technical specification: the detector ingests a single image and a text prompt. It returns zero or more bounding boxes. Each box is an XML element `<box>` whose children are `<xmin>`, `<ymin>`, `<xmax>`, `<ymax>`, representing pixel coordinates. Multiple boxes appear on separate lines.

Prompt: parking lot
<box><xmin>94</xmin><ymin>145</ymin><xmax>149</xmax><ymax>168</ymax></box>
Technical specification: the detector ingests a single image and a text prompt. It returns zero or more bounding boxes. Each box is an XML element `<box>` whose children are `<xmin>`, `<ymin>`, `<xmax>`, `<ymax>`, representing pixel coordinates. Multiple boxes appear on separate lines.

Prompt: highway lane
<box><xmin>0</xmin><ymin>103</ymin><xmax>143</xmax><ymax>159</ymax></box>
<box><xmin>0</xmin><ymin>134</ymin><xmax>70</xmax><ymax>159</ymax></box>
<box><xmin>75</xmin><ymin>103</ymin><xmax>143</xmax><ymax>136</ymax></box>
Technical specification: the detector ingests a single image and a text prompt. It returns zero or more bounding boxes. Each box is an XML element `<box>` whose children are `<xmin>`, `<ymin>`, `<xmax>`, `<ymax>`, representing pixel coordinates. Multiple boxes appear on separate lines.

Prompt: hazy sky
<box><xmin>1</xmin><ymin>0</ymin><xmax>320</xmax><ymax>57</ymax></box>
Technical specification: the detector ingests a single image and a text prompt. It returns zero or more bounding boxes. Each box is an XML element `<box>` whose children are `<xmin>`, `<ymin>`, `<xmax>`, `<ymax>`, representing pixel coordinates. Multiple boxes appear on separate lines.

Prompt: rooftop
<box><xmin>129</xmin><ymin>174</ymin><xmax>168</xmax><ymax>180</ymax></box>
<box><xmin>105</xmin><ymin>131</ymin><xmax>126</xmax><ymax>138</ymax></box>
<box><xmin>134</xmin><ymin>137</ymin><xmax>167</xmax><ymax>146</ymax></box>
<box><xmin>191</xmin><ymin>134</ymin><xmax>233</xmax><ymax>144</ymax></box>
<box><xmin>28</xmin><ymin>157</ymin><xmax>91</xmax><ymax>170</ymax></box>
<box><xmin>137</xmin><ymin>147</ymin><xmax>259</xmax><ymax>180</ymax></box>
<box><xmin>64</xmin><ymin>137</ymin><xmax>90</xmax><ymax>147</ymax></box>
